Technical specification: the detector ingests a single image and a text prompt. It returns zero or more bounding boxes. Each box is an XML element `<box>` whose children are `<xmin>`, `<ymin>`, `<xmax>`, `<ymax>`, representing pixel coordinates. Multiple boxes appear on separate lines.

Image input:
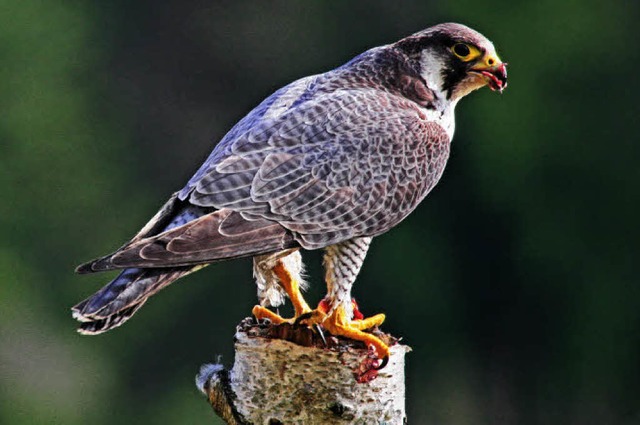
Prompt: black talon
<box><xmin>314</xmin><ymin>325</ymin><xmax>327</xmax><ymax>346</ymax></box>
<box><xmin>374</xmin><ymin>355</ymin><xmax>389</xmax><ymax>370</ymax></box>
<box><xmin>294</xmin><ymin>311</ymin><xmax>314</xmax><ymax>326</ymax></box>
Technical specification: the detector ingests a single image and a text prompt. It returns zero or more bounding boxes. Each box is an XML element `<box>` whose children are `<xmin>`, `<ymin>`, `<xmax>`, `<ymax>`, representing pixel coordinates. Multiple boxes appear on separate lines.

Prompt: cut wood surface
<box><xmin>197</xmin><ymin>318</ymin><xmax>410</xmax><ymax>424</ymax></box>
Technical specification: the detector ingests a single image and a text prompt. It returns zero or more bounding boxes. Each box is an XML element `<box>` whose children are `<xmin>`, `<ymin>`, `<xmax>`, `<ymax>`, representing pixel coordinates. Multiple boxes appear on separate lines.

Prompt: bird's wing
<box><xmin>184</xmin><ymin>87</ymin><xmax>451</xmax><ymax>249</ymax></box>
<box><xmin>78</xmin><ymin>207</ymin><xmax>297</xmax><ymax>272</ymax></box>
<box><xmin>79</xmin><ymin>87</ymin><xmax>450</xmax><ymax>272</ymax></box>
<box><xmin>76</xmin><ymin>76</ymin><xmax>320</xmax><ymax>273</ymax></box>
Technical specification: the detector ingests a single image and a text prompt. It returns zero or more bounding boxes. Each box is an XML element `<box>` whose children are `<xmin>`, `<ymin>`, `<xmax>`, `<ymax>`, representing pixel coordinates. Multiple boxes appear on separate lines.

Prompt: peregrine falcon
<box><xmin>73</xmin><ymin>23</ymin><xmax>507</xmax><ymax>366</ymax></box>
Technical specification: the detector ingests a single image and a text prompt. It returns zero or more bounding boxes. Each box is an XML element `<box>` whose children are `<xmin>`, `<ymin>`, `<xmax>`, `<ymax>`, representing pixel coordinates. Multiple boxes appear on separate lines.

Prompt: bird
<box><xmin>72</xmin><ymin>22</ymin><xmax>507</xmax><ymax>366</ymax></box>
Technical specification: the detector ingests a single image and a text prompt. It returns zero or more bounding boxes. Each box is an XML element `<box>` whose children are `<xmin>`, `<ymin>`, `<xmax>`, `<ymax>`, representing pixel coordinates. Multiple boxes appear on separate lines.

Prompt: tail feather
<box><xmin>72</xmin><ymin>193</ymin><xmax>297</xmax><ymax>335</ymax></box>
<box><xmin>73</xmin><ymin>268</ymin><xmax>146</xmax><ymax>317</ymax></box>
<box><xmin>77</xmin><ymin>300</ymin><xmax>147</xmax><ymax>335</ymax></box>
<box><xmin>72</xmin><ymin>266</ymin><xmax>197</xmax><ymax>334</ymax></box>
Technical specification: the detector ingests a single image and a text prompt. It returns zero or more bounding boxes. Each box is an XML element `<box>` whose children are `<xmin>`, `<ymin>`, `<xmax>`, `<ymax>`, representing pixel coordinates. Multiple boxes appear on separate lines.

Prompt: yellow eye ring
<box><xmin>451</xmin><ymin>43</ymin><xmax>481</xmax><ymax>62</ymax></box>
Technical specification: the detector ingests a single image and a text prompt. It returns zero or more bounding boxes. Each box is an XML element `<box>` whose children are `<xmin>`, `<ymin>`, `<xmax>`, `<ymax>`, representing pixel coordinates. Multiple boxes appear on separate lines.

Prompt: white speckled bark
<box><xmin>198</xmin><ymin>325</ymin><xmax>410</xmax><ymax>425</ymax></box>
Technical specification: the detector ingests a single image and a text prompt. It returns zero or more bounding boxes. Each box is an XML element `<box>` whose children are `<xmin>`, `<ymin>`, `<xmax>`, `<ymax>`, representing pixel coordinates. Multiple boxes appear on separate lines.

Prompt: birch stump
<box><xmin>196</xmin><ymin>318</ymin><xmax>410</xmax><ymax>424</ymax></box>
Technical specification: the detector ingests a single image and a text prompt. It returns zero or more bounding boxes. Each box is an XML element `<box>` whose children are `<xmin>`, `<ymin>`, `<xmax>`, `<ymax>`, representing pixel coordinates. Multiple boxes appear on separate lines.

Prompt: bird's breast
<box><xmin>423</xmin><ymin>102</ymin><xmax>456</xmax><ymax>141</ymax></box>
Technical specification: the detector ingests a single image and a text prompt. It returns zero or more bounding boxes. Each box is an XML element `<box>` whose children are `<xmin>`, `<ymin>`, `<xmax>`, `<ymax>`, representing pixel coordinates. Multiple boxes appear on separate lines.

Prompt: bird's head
<box><xmin>395</xmin><ymin>23</ymin><xmax>507</xmax><ymax>102</ymax></box>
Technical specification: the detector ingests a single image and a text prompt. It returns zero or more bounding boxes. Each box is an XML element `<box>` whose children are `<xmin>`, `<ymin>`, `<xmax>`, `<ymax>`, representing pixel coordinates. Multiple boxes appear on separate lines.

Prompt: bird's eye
<box><xmin>451</xmin><ymin>43</ymin><xmax>481</xmax><ymax>62</ymax></box>
<box><xmin>453</xmin><ymin>43</ymin><xmax>470</xmax><ymax>57</ymax></box>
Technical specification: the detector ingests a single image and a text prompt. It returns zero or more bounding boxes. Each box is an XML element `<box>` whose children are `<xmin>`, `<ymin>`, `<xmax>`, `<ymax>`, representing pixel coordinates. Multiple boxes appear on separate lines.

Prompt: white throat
<box><xmin>419</xmin><ymin>48</ymin><xmax>446</xmax><ymax>94</ymax></box>
<box><xmin>418</xmin><ymin>49</ymin><xmax>458</xmax><ymax>140</ymax></box>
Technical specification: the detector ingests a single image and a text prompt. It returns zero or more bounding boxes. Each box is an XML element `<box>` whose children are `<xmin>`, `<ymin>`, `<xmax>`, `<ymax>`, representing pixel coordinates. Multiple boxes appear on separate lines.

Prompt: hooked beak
<box><xmin>470</xmin><ymin>55</ymin><xmax>508</xmax><ymax>92</ymax></box>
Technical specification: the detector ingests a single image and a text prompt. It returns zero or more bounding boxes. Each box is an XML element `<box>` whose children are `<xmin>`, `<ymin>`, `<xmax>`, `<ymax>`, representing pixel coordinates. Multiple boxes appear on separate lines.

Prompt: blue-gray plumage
<box><xmin>73</xmin><ymin>23</ymin><xmax>507</xmax><ymax>361</ymax></box>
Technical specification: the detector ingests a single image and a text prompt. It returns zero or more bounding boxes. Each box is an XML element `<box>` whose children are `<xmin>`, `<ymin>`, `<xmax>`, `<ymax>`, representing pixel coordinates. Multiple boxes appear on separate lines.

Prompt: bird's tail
<box><xmin>71</xmin><ymin>266</ymin><xmax>199</xmax><ymax>335</ymax></box>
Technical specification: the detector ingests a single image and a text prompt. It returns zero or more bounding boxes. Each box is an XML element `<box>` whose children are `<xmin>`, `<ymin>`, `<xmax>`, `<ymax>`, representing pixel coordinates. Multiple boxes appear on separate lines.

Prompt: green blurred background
<box><xmin>1</xmin><ymin>1</ymin><xmax>639</xmax><ymax>424</ymax></box>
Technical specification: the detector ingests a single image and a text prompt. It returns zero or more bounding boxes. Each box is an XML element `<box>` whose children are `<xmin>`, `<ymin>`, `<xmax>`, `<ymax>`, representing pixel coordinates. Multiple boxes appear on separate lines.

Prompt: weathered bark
<box><xmin>197</xmin><ymin>318</ymin><xmax>410</xmax><ymax>424</ymax></box>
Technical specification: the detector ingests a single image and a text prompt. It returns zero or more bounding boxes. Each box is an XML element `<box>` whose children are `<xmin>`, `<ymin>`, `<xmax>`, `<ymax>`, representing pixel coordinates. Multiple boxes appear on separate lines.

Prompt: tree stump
<box><xmin>197</xmin><ymin>318</ymin><xmax>410</xmax><ymax>424</ymax></box>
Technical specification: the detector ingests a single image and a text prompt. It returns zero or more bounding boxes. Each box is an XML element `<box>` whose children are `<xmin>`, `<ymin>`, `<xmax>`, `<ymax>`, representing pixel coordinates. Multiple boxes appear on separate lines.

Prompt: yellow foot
<box><xmin>316</xmin><ymin>297</ymin><xmax>386</xmax><ymax>331</ymax></box>
<box><xmin>351</xmin><ymin>313</ymin><xmax>386</xmax><ymax>331</ymax></box>
<box><xmin>252</xmin><ymin>259</ymin><xmax>311</xmax><ymax>324</ymax></box>
<box><xmin>252</xmin><ymin>305</ymin><xmax>295</xmax><ymax>325</ymax></box>
<box><xmin>324</xmin><ymin>306</ymin><xmax>389</xmax><ymax>364</ymax></box>
<box><xmin>295</xmin><ymin>301</ymin><xmax>389</xmax><ymax>367</ymax></box>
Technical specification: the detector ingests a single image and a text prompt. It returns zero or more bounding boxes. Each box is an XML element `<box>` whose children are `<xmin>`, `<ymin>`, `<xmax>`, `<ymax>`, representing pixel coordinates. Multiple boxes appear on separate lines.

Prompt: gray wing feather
<box><xmin>87</xmin><ymin>209</ymin><xmax>296</xmax><ymax>270</ymax></box>
<box><xmin>184</xmin><ymin>87</ymin><xmax>450</xmax><ymax>249</ymax></box>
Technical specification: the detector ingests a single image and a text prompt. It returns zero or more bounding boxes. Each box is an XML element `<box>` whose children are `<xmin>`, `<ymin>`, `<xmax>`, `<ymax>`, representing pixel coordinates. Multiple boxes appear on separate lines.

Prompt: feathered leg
<box><xmin>251</xmin><ymin>241</ymin><xmax>388</xmax><ymax>364</ymax></box>
<box><xmin>297</xmin><ymin>237</ymin><xmax>388</xmax><ymax>362</ymax></box>
<box><xmin>252</xmin><ymin>249</ymin><xmax>312</xmax><ymax>323</ymax></box>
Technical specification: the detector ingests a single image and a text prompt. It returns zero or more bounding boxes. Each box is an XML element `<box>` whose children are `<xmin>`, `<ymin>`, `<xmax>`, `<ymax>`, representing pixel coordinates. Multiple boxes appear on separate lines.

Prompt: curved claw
<box><xmin>374</xmin><ymin>354</ymin><xmax>389</xmax><ymax>370</ymax></box>
<box><xmin>314</xmin><ymin>324</ymin><xmax>327</xmax><ymax>346</ymax></box>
